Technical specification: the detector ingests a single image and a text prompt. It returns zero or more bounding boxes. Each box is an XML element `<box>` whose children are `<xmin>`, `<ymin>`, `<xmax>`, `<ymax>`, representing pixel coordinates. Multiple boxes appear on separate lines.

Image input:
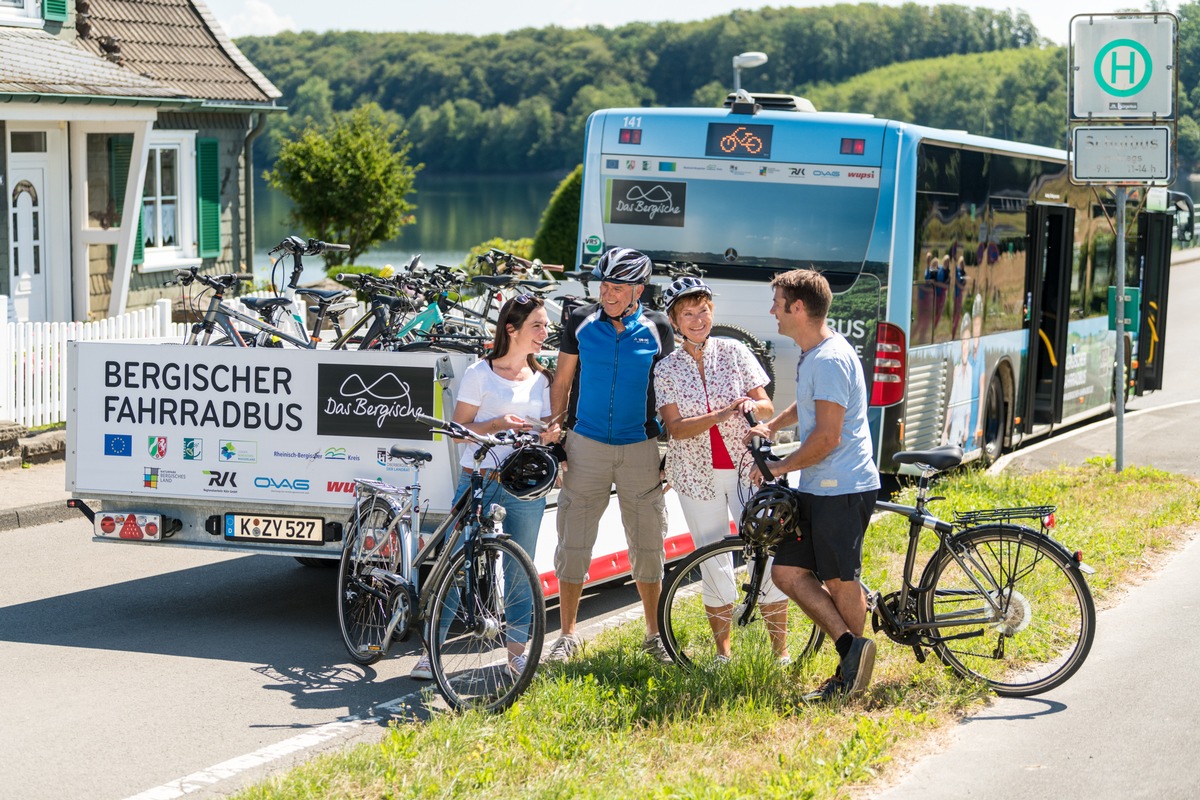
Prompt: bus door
<box><xmin>1135</xmin><ymin>211</ymin><xmax>1172</xmax><ymax>394</ymax></box>
<box><xmin>1020</xmin><ymin>203</ymin><xmax>1075</xmax><ymax>430</ymax></box>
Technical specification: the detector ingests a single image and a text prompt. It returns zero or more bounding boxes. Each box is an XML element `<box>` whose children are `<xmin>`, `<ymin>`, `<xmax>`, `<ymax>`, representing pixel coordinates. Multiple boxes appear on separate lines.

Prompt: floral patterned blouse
<box><xmin>653</xmin><ymin>337</ymin><xmax>770</xmax><ymax>500</ymax></box>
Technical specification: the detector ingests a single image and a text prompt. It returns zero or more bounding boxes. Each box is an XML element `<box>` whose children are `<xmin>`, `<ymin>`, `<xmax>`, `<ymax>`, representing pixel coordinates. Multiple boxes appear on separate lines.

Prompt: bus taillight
<box><xmin>871</xmin><ymin>322</ymin><xmax>906</xmax><ymax>407</ymax></box>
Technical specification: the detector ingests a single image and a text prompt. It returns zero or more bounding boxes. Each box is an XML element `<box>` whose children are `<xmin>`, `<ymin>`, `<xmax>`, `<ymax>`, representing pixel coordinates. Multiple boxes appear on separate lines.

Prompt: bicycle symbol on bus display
<box><xmin>719</xmin><ymin>126</ymin><xmax>764</xmax><ymax>155</ymax></box>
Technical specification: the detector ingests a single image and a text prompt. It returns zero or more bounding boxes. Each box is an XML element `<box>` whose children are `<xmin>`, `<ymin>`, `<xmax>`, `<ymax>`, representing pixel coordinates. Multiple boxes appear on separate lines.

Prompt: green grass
<box><xmin>233</xmin><ymin>461</ymin><xmax>1200</xmax><ymax>799</ymax></box>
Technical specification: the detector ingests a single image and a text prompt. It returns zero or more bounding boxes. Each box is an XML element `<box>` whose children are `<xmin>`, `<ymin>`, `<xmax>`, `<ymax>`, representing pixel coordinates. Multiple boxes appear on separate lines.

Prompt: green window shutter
<box><xmin>196</xmin><ymin>138</ymin><xmax>221</xmax><ymax>258</ymax></box>
<box><xmin>132</xmin><ymin>198</ymin><xmax>145</xmax><ymax>265</ymax></box>
<box><xmin>43</xmin><ymin>0</ymin><xmax>68</xmax><ymax>22</ymax></box>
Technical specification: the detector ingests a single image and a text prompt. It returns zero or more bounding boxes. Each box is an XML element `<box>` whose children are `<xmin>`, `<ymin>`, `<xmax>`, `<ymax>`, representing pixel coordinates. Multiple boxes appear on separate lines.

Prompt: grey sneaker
<box><xmin>543</xmin><ymin>633</ymin><xmax>583</xmax><ymax>663</ymax></box>
<box><xmin>839</xmin><ymin>636</ymin><xmax>876</xmax><ymax>699</ymax></box>
<box><xmin>641</xmin><ymin>634</ymin><xmax>674</xmax><ymax>665</ymax></box>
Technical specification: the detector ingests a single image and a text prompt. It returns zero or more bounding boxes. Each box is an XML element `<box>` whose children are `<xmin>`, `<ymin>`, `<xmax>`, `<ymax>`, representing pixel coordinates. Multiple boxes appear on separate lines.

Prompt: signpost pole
<box><xmin>1114</xmin><ymin>185</ymin><xmax>1126</xmax><ymax>473</ymax></box>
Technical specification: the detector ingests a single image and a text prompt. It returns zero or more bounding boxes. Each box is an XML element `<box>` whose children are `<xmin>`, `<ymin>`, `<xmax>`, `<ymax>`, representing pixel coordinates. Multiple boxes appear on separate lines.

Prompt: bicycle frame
<box><xmin>186</xmin><ymin>294</ymin><xmax>314</xmax><ymax>348</ymax></box>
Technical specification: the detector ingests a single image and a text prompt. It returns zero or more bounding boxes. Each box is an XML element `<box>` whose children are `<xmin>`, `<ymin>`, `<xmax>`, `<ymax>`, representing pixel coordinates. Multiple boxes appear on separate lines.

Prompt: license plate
<box><xmin>224</xmin><ymin>513</ymin><xmax>325</xmax><ymax>545</ymax></box>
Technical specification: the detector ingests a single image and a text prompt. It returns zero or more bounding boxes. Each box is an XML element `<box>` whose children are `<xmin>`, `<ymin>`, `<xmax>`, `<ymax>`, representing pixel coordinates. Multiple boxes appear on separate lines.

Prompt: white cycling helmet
<box><xmin>662</xmin><ymin>276</ymin><xmax>713</xmax><ymax>313</ymax></box>
<box><xmin>591</xmin><ymin>247</ymin><xmax>653</xmax><ymax>285</ymax></box>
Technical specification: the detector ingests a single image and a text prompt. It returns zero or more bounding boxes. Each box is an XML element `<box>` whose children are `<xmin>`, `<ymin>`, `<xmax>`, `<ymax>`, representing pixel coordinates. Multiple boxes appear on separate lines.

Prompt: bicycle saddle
<box><xmin>472</xmin><ymin>275</ymin><xmax>520</xmax><ymax>288</ymax></box>
<box><xmin>389</xmin><ymin>445</ymin><xmax>433</xmax><ymax>463</ymax></box>
<box><xmin>892</xmin><ymin>445</ymin><xmax>963</xmax><ymax>471</ymax></box>
<box><xmin>517</xmin><ymin>280</ymin><xmax>555</xmax><ymax>292</ymax></box>
<box><xmin>295</xmin><ymin>287</ymin><xmax>353</xmax><ymax>302</ymax></box>
<box><xmin>240</xmin><ymin>296</ymin><xmax>293</xmax><ymax>313</ymax></box>
<box><xmin>561</xmin><ymin>270</ymin><xmax>593</xmax><ymax>284</ymax></box>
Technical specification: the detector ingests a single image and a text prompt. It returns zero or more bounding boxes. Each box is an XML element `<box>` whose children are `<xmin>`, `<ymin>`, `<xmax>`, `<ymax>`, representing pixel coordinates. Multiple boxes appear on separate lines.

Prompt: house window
<box><xmin>142</xmin><ymin>146</ymin><xmax>179</xmax><ymax>249</ymax></box>
<box><xmin>138</xmin><ymin>131</ymin><xmax>199</xmax><ymax>271</ymax></box>
<box><xmin>0</xmin><ymin>0</ymin><xmax>42</xmax><ymax>26</ymax></box>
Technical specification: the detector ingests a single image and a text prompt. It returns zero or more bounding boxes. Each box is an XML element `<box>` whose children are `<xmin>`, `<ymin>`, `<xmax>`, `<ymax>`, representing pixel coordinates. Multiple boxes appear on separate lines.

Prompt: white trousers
<box><xmin>676</xmin><ymin>468</ymin><xmax>787</xmax><ymax>606</ymax></box>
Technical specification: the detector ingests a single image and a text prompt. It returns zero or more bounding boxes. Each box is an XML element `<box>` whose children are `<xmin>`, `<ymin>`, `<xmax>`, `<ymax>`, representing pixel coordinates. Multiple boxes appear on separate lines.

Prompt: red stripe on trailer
<box><xmin>539</xmin><ymin>532</ymin><xmax>703</xmax><ymax>598</ymax></box>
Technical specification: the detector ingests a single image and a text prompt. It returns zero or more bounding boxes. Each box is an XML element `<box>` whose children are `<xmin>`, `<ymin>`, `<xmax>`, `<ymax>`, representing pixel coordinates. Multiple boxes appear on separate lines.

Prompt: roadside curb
<box><xmin>0</xmin><ymin>500</ymin><xmax>75</xmax><ymax>532</ymax></box>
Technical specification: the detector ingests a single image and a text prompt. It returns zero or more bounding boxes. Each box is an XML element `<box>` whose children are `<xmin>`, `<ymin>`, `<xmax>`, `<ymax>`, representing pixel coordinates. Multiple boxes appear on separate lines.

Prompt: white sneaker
<box><xmin>409</xmin><ymin>653</ymin><xmax>433</xmax><ymax>680</ymax></box>
<box><xmin>507</xmin><ymin>653</ymin><xmax>528</xmax><ymax>678</ymax></box>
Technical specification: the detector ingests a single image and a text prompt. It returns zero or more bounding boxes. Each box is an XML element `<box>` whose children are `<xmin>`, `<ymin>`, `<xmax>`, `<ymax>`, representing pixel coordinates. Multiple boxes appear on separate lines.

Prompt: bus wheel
<box><xmin>980</xmin><ymin>374</ymin><xmax>1006</xmax><ymax>466</ymax></box>
<box><xmin>710</xmin><ymin>324</ymin><xmax>776</xmax><ymax>399</ymax></box>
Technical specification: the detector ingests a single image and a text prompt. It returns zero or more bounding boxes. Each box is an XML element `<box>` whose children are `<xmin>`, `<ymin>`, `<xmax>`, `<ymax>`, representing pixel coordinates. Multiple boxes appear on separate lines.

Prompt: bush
<box><xmin>531</xmin><ymin>165</ymin><xmax>582</xmax><ymax>269</ymax></box>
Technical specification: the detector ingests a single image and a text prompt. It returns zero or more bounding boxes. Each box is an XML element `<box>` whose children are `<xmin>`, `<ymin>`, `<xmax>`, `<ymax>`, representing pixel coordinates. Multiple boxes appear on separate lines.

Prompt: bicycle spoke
<box><xmin>923</xmin><ymin>527</ymin><xmax>1095</xmax><ymax>696</ymax></box>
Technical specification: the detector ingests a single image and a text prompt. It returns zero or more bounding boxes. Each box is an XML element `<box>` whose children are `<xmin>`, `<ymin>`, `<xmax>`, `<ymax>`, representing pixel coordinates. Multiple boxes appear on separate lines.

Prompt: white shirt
<box><xmin>456</xmin><ymin>358</ymin><xmax>551</xmax><ymax>470</ymax></box>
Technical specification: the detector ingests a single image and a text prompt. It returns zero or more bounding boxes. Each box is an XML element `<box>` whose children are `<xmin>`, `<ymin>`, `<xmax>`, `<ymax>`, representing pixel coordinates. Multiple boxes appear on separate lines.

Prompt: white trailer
<box><xmin>66</xmin><ymin>343</ymin><xmax>700</xmax><ymax>597</ymax></box>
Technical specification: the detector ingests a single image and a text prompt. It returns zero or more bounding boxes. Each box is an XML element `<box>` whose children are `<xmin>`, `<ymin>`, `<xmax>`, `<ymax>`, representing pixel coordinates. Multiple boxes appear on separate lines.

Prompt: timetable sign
<box><xmin>1071</xmin><ymin>125</ymin><xmax>1171</xmax><ymax>183</ymax></box>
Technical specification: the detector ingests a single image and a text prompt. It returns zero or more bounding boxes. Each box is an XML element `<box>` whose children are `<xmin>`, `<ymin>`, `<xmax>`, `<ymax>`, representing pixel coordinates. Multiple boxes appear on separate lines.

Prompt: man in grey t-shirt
<box><xmin>746</xmin><ymin>268</ymin><xmax>881</xmax><ymax>703</ymax></box>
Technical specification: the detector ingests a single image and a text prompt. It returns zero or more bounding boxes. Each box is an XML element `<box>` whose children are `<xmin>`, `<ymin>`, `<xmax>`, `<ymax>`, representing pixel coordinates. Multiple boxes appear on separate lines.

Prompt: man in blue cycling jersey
<box><xmin>545</xmin><ymin>247</ymin><xmax>676</xmax><ymax>664</ymax></box>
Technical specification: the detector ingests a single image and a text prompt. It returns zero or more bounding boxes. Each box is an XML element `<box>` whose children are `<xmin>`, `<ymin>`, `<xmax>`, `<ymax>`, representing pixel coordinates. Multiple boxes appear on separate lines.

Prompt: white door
<box><xmin>8</xmin><ymin>139</ymin><xmax>52</xmax><ymax>322</ymax></box>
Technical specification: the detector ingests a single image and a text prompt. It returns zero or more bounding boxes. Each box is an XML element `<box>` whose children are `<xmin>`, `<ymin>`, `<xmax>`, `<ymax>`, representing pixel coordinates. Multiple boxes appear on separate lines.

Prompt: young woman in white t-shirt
<box><xmin>411</xmin><ymin>295</ymin><xmax>560</xmax><ymax>680</ymax></box>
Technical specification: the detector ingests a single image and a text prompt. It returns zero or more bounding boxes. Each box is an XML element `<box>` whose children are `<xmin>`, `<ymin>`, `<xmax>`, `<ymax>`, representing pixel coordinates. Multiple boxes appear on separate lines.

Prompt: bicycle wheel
<box><xmin>659</xmin><ymin>538</ymin><xmax>823</xmax><ymax>668</ymax></box>
<box><xmin>919</xmin><ymin>525</ymin><xmax>1095</xmax><ymax>697</ymax></box>
<box><xmin>337</xmin><ymin>495</ymin><xmax>406</xmax><ymax>665</ymax></box>
<box><xmin>427</xmin><ymin>536</ymin><xmax>546</xmax><ymax>711</ymax></box>
<box><xmin>710</xmin><ymin>324</ymin><xmax>775</xmax><ymax>399</ymax></box>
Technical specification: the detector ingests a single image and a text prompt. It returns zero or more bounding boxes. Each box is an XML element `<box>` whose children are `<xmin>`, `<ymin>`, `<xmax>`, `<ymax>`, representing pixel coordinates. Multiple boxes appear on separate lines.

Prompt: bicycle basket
<box><xmin>738</xmin><ymin>483</ymin><xmax>801</xmax><ymax>548</ymax></box>
<box><xmin>497</xmin><ymin>445</ymin><xmax>559</xmax><ymax>500</ymax></box>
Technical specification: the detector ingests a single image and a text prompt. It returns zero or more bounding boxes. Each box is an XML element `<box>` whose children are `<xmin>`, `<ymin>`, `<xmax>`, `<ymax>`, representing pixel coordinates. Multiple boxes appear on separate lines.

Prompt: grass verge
<box><xmin>233</xmin><ymin>459</ymin><xmax>1200</xmax><ymax>799</ymax></box>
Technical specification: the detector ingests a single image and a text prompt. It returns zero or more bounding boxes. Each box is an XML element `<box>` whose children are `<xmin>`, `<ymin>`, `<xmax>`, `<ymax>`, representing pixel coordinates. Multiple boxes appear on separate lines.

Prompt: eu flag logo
<box><xmin>104</xmin><ymin>434</ymin><xmax>132</xmax><ymax>457</ymax></box>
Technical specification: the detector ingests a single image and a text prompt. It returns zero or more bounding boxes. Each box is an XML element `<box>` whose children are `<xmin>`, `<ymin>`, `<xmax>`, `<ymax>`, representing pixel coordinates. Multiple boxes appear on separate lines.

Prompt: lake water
<box><xmin>251</xmin><ymin>171</ymin><xmax>569</xmax><ymax>286</ymax></box>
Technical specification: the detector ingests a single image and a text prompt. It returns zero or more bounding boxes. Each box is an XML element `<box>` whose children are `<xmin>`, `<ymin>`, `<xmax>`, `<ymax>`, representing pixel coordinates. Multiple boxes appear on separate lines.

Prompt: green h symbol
<box><xmin>1109</xmin><ymin>49</ymin><xmax>1137</xmax><ymax>84</ymax></box>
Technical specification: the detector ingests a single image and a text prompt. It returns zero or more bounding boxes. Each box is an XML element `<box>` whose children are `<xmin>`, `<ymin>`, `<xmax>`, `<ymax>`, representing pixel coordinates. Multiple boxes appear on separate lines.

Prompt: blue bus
<box><xmin>576</xmin><ymin>95</ymin><xmax>1175</xmax><ymax>473</ymax></box>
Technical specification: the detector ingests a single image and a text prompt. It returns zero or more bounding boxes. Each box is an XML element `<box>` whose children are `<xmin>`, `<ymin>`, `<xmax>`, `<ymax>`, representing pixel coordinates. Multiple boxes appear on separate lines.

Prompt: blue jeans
<box><xmin>434</xmin><ymin>470</ymin><xmax>545</xmax><ymax>645</ymax></box>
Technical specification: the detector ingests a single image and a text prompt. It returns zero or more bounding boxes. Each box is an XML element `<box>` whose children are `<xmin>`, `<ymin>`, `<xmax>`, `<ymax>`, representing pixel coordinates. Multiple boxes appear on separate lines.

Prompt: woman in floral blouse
<box><xmin>653</xmin><ymin>277</ymin><xmax>791</xmax><ymax>664</ymax></box>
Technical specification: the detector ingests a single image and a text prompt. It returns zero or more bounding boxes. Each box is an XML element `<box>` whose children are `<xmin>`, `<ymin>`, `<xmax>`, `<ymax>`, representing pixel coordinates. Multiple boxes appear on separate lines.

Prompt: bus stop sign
<box><xmin>1071</xmin><ymin>14</ymin><xmax>1176</xmax><ymax>120</ymax></box>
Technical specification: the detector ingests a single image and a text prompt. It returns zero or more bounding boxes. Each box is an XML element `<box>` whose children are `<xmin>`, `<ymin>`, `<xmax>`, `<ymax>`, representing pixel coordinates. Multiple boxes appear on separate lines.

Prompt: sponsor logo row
<box><xmin>103</xmin><ymin>435</ymin><xmax>375</xmax><ymax>465</ymax></box>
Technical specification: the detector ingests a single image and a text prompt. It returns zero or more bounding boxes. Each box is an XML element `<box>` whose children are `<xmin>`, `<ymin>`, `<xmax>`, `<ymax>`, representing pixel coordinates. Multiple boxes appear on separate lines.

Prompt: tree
<box><xmin>532</xmin><ymin>165</ymin><xmax>583</xmax><ymax>268</ymax></box>
<box><xmin>264</xmin><ymin>103</ymin><xmax>420</xmax><ymax>266</ymax></box>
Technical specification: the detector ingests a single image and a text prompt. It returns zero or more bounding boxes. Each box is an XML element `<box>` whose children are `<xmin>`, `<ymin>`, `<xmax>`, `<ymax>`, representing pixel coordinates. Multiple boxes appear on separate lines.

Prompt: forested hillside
<box><xmin>237</xmin><ymin>2</ymin><xmax>1200</xmax><ymax>177</ymax></box>
<box><xmin>236</xmin><ymin>2</ymin><xmax>1039</xmax><ymax>173</ymax></box>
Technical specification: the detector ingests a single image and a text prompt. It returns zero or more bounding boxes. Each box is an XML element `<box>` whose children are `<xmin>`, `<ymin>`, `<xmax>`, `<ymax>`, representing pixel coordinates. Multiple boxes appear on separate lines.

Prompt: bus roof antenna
<box><xmin>730</xmin><ymin>89</ymin><xmax>760</xmax><ymax>116</ymax></box>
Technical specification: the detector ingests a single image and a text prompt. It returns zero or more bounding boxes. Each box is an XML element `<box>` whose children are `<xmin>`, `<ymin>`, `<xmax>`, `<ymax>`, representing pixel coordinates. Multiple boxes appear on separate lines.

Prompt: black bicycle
<box><xmin>336</xmin><ymin>415</ymin><xmax>547</xmax><ymax>711</ymax></box>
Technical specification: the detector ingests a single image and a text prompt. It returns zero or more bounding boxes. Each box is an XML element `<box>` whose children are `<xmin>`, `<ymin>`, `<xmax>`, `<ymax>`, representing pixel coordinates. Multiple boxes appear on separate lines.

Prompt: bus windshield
<box><xmin>594</xmin><ymin>158</ymin><xmax>881</xmax><ymax>272</ymax></box>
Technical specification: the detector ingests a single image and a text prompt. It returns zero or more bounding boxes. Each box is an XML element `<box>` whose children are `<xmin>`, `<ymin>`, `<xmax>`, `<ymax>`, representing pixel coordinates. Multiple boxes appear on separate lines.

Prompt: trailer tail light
<box><xmin>840</xmin><ymin>137</ymin><xmax>866</xmax><ymax>155</ymax></box>
<box><xmin>95</xmin><ymin>512</ymin><xmax>164</xmax><ymax>541</ymax></box>
<box><xmin>871</xmin><ymin>322</ymin><xmax>906</xmax><ymax>406</ymax></box>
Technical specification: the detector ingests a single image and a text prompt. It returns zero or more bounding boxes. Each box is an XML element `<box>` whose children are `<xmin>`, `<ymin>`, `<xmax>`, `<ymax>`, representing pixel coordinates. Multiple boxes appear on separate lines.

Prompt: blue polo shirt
<box><xmin>560</xmin><ymin>302</ymin><xmax>674</xmax><ymax>445</ymax></box>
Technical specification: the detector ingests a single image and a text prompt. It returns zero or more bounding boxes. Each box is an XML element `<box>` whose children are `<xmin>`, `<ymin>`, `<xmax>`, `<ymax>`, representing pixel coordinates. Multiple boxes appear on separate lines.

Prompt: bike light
<box><xmin>490</xmin><ymin>503</ymin><xmax>507</xmax><ymax>522</ymax></box>
<box><xmin>1043</xmin><ymin>512</ymin><xmax>1056</xmax><ymax>529</ymax></box>
<box><xmin>1074</xmin><ymin>550</ymin><xmax>1084</xmax><ymax>562</ymax></box>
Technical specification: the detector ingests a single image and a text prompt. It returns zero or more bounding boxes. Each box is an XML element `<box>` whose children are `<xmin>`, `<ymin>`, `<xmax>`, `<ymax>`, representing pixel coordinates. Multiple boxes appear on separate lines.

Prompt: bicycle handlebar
<box><xmin>744</xmin><ymin>410</ymin><xmax>781</xmax><ymax>483</ymax></box>
<box><xmin>415</xmin><ymin>413</ymin><xmax>542</xmax><ymax>449</ymax></box>
<box><xmin>269</xmin><ymin>236</ymin><xmax>350</xmax><ymax>256</ymax></box>
<box><xmin>163</xmin><ymin>267</ymin><xmax>252</xmax><ymax>289</ymax></box>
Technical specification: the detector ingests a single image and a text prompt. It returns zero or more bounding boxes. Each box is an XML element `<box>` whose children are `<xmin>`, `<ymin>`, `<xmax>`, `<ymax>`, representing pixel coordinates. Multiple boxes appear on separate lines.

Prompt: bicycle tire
<box><xmin>658</xmin><ymin>537</ymin><xmax>823</xmax><ymax>668</ymax></box>
<box><xmin>337</xmin><ymin>495</ymin><xmax>407</xmax><ymax>665</ymax></box>
<box><xmin>395</xmin><ymin>341</ymin><xmax>482</xmax><ymax>355</ymax></box>
<box><xmin>918</xmin><ymin>525</ymin><xmax>1095</xmax><ymax>697</ymax></box>
<box><xmin>710</xmin><ymin>324</ymin><xmax>776</xmax><ymax>399</ymax></box>
<box><xmin>427</xmin><ymin>536</ymin><xmax>546</xmax><ymax>712</ymax></box>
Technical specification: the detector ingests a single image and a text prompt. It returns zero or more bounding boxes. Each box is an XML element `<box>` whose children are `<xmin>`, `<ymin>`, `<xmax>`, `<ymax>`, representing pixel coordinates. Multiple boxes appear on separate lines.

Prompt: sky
<box><xmin>204</xmin><ymin>0</ymin><xmax>1164</xmax><ymax>44</ymax></box>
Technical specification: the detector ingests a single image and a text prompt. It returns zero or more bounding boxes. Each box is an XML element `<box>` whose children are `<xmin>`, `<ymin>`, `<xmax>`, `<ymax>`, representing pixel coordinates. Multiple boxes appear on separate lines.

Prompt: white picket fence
<box><xmin>0</xmin><ymin>292</ymin><xmax>371</xmax><ymax>429</ymax></box>
<box><xmin>0</xmin><ymin>296</ymin><xmax>189</xmax><ymax>428</ymax></box>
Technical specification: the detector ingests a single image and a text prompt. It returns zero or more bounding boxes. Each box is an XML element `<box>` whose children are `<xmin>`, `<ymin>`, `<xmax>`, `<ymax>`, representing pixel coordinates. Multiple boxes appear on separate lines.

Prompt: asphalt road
<box><xmin>0</xmin><ymin>525</ymin><xmax>644</xmax><ymax>799</ymax></box>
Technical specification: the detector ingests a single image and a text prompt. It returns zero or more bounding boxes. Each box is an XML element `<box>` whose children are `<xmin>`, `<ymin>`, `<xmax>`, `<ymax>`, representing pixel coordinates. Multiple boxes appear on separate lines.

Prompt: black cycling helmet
<box><xmin>662</xmin><ymin>276</ymin><xmax>713</xmax><ymax>314</ymax></box>
<box><xmin>497</xmin><ymin>446</ymin><xmax>560</xmax><ymax>500</ymax></box>
<box><xmin>591</xmin><ymin>247</ymin><xmax>653</xmax><ymax>285</ymax></box>
<box><xmin>738</xmin><ymin>484</ymin><xmax>801</xmax><ymax>548</ymax></box>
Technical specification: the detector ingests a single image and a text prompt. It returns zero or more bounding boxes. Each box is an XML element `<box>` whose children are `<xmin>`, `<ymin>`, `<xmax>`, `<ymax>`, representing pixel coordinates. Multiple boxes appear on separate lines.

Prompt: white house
<box><xmin>1</xmin><ymin>0</ymin><xmax>281</xmax><ymax>322</ymax></box>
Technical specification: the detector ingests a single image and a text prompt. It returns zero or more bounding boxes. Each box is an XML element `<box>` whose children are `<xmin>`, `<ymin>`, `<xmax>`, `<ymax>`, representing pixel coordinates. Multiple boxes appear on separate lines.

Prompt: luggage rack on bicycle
<box><xmin>952</xmin><ymin>505</ymin><xmax>1057</xmax><ymax>527</ymax></box>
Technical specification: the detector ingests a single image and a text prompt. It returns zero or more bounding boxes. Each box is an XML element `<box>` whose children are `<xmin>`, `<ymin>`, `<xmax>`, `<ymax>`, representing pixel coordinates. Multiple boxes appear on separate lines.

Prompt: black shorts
<box><xmin>772</xmin><ymin>489</ymin><xmax>877</xmax><ymax>582</ymax></box>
